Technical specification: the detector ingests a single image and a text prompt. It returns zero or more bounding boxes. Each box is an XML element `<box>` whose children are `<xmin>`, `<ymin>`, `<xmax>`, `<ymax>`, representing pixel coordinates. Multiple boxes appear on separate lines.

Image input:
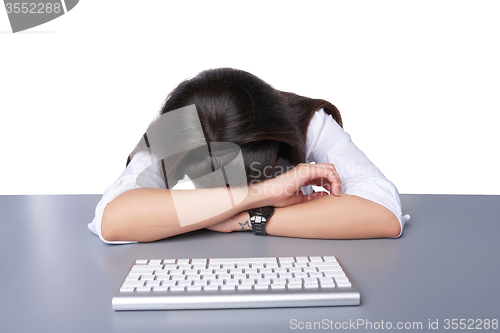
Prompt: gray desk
<box><xmin>0</xmin><ymin>194</ymin><xmax>499</xmax><ymax>332</ymax></box>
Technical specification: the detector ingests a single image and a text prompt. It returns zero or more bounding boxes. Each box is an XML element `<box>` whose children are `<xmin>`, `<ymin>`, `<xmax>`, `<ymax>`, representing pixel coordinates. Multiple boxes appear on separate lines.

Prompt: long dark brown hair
<box><xmin>127</xmin><ymin>68</ymin><xmax>342</xmax><ymax>189</ymax></box>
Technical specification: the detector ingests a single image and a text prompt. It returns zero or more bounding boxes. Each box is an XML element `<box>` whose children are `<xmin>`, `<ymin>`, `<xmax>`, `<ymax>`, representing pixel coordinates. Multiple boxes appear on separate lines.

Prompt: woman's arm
<box><xmin>101</xmin><ymin>163</ymin><xmax>342</xmax><ymax>242</ymax></box>
<box><xmin>207</xmin><ymin>193</ymin><xmax>401</xmax><ymax>239</ymax></box>
<box><xmin>101</xmin><ymin>186</ymin><xmax>258</xmax><ymax>242</ymax></box>
<box><xmin>266</xmin><ymin>194</ymin><xmax>401</xmax><ymax>239</ymax></box>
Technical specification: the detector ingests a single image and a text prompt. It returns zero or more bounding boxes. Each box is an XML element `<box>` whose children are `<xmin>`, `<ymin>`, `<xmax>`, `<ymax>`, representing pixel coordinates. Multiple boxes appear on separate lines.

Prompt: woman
<box><xmin>88</xmin><ymin>68</ymin><xmax>410</xmax><ymax>244</ymax></box>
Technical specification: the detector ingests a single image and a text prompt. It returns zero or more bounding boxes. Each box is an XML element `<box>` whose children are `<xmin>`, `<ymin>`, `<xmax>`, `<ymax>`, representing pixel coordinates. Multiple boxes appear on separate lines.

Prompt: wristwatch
<box><xmin>247</xmin><ymin>206</ymin><xmax>275</xmax><ymax>235</ymax></box>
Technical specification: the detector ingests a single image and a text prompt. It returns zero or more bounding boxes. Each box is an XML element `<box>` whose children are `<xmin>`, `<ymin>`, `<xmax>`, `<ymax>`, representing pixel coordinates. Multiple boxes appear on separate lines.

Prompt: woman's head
<box><xmin>128</xmin><ymin>68</ymin><xmax>342</xmax><ymax>189</ymax></box>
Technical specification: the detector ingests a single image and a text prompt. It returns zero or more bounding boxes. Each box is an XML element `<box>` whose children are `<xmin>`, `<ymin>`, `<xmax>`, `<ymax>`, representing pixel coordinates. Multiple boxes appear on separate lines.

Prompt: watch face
<box><xmin>250</xmin><ymin>206</ymin><xmax>274</xmax><ymax>216</ymax></box>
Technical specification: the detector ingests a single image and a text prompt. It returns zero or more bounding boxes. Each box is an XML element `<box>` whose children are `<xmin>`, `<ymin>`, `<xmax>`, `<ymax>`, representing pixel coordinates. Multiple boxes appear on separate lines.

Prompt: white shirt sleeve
<box><xmin>87</xmin><ymin>151</ymin><xmax>166</xmax><ymax>244</ymax></box>
<box><xmin>305</xmin><ymin>109</ymin><xmax>410</xmax><ymax>237</ymax></box>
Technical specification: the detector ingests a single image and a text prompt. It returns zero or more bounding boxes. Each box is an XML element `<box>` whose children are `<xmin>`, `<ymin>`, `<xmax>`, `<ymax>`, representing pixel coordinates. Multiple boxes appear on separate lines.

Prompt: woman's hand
<box><xmin>206</xmin><ymin>163</ymin><xmax>342</xmax><ymax>233</ymax></box>
<box><xmin>249</xmin><ymin>162</ymin><xmax>342</xmax><ymax>208</ymax></box>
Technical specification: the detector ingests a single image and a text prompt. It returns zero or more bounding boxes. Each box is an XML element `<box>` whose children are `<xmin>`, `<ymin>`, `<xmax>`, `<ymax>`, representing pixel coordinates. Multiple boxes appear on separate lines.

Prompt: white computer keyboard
<box><xmin>112</xmin><ymin>256</ymin><xmax>360</xmax><ymax>310</ymax></box>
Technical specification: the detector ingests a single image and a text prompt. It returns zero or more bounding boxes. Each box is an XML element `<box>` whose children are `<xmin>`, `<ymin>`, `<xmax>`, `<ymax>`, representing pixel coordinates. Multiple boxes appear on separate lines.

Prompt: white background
<box><xmin>1</xmin><ymin>0</ymin><xmax>499</xmax><ymax>195</ymax></box>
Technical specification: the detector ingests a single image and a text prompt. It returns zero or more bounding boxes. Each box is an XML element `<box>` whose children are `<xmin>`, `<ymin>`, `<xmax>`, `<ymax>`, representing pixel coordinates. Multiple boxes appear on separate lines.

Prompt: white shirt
<box><xmin>88</xmin><ymin>109</ymin><xmax>410</xmax><ymax>244</ymax></box>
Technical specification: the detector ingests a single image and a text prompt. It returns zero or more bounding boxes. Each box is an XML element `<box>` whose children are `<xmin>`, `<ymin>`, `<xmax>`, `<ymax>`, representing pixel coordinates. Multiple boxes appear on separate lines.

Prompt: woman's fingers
<box><xmin>296</xmin><ymin>163</ymin><xmax>342</xmax><ymax>196</ymax></box>
<box><xmin>258</xmin><ymin>163</ymin><xmax>343</xmax><ymax>208</ymax></box>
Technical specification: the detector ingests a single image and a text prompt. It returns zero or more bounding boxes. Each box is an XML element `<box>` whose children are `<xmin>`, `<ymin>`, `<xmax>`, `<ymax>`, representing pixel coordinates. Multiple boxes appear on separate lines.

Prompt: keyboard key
<box><xmin>304</xmin><ymin>283</ymin><xmax>319</xmax><ymax>289</ymax></box>
<box><xmin>295</xmin><ymin>257</ymin><xmax>309</xmax><ymax>262</ymax></box>
<box><xmin>263</xmin><ymin>273</ymin><xmax>278</xmax><ymax>279</ymax></box>
<box><xmin>170</xmin><ymin>286</ymin><xmax>185</xmax><ymax>291</ymax></box>
<box><xmin>241</xmin><ymin>279</ymin><xmax>255</xmax><ymax>285</ymax></box>
<box><xmin>123</xmin><ymin>281</ymin><xmax>145</xmax><ymax>287</ymax></box>
<box><xmin>278</xmin><ymin>257</ymin><xmax>295</xmax><ymax>262</ymax></box>
<box><xmin>248</xmin><ymin>273</ymin><xmax>262</xmax><ymax>279</ymax></box>
<box><xmin>154</xmin><ymin>268</ymin><xmax>169</xmax><ymax>274</ymax></box>
<box><xmin>153</xmin><ymin>286</ymin><xmax>169</xmax><ymax>291</ymax></box>
<box><xmin>132</xmin><ymin>265</ymin><xmax>162</xmax><ymax>271</ymax></box>
<box><xmin>254</xmin><ymin>284</ymin><xmax>269</xmax><ymax>290</ymax></box>
<box><xmin>221</xmin><ymin>285</ymin><xmax>235</xmax><ymax>291</ymax></box>
<box><xmin>336</xmin><ymin>282</ymin><xmax>352</xmax><ymax>287</ymax></box>
<box><xmin>149</xmin><ymin>260</ymin><xmax>162</xmax><ymax>265</ymax></box>
<box><xmin>136</xmin><ymin>286</ymin><xmax>152</xmax><ymax>292</ymax></box>
<box><xmin>287</xmin><ymin>283</ymin><xmax>302</xmax><ymax>289</ymax></box>
<box><xmin>321</xmin><ymin>266</ymin><xmax>343</xmax><ymax>272</ymax></box>
<box><xmin>303</xmin><ymin>277</ymin><xmax>318</xmax><ymax>283</ymax></box>
<box><xmin>334</xmin><ymin>276</ymin><xmax>350</xmax><ymax>282</ymax></box>
<box><xmin>233</xmin><ymin>273</ymin><xmax>247</xmax><ymax>279</ymax></box>
<box><xmin>271</xmin><ymin>284</ymin><xmax>286</xmax><ymax>290</ymax></box>
<box><xmin>135</xmin><ymin>260</ymin><xmax>148</xmax><ymax>264</ymax></box>
<box><xmin>201</xmin><ymin>274</ymin><xmax>216</xmax><ymax>280</ymax></box>
<box><xmin>162</xmin><ymin>259</ymin><xmax>176</xmax><ymax>264</ymax></box>
<box><xmin>279</xmin><ymin>262</ymin><xmax>293</xmax><ymax>267</ymax></box>
<box><xmin>323</xmin><ymin>256</ymin><xmax>337</xmax><ymax>262</ymax></box>
<box><xmin>309</xmin><ymin>256</ymin><xmax>323</xmax><ymax>262</ymax></box>
<box><xmin>311</xmin><ymin>262</ymin><xmax>339</xmax><ymax>267</ymax></box>
<box><xmin>319</xmin><ymin>277</ymin><xmax>334</xmax><ymax>283</ymax></box>
<box><xmin>187</xmin><ymin>285</ymin><xmax>202</xmax><ymax>291</ymax></box>
<box><xmin>120</xmin><ymin>286</ymin><xmax>135</xmax><ymax>292</ymax></box>
<box><xmin>146</xmin><ymin>281</ymin><xmax>161</xmax><ymax>287</ymax></box>
<box><xmin>203</xmin><ymin>285</ymin><xmax>219</xmax><ymax>291</ymax></box>
<box><xmin>125</xmin><ymin>275</ymin><xmax>140</xmax><ymax>281</ymax></box>
<box><xmin>193</xmin><ymin>280</ymin><xmax>207</xmax><ymax>286</ymax></box>
<box><xmin>191</xmin><ymin>259</ymin><xmax>207</xmax><ymax>265</ymax></box>
<box><xmin>278</xmin><ymin>272</ymin><xmax>293</xmax><ymax>278</ymax></box>
<box><xmin>177</xmin><ymin>259</ymin><xmax>190</xmax><ymax>265</ymax></box>
<box><xmin>161</xmin><ymin>280</ymin><xmax>176</xmax><ymax>286</ymax></box>
<box><xmin>236</xmin><ymin>263</ymin><xmax>250</xmax><ymax>268</ymax></box>
<box><xmin>237</xmin><ymin>284</ymin><xmax>252</xmax><ymax>290</ymax></box>
<box><xmin>294</xmin><ymin>262</ymin><xmax>308</xmax><ymax>267</ymax></box>
<box><xmin>224</xmin><ymin>280</ymin><xmax>239</xmax><ymax>286</ymax></box>
<box><xmin>199</xmin><ymin>269</ymin><xmax>213</xmax><ymax>274</ymax></box>
<box><xmin>209</xmin><ymin>280</ymin><xmax>223</xmax><ymax>286</ymax></box>
<box><xmin>177</xmin><ymin>280</ymin><xmax>192</xmax><ymax>286</ymax></box>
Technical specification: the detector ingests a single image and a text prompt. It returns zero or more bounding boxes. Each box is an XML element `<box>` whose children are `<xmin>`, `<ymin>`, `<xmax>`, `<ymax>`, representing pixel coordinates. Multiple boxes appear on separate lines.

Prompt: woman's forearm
<box><xmin>101</xmin><ymin>163</ymin><xmax>347</xmax><ymax>242</ymax></box>
<box><xmin>265</xmin><ymin>194</ymin><xmax>401</xmax><ymax>239</ymax></box>
<box><xmin>101</xmin><ymin>187</ymin><xmax>261</xmax><ymax>242</ymax></box>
